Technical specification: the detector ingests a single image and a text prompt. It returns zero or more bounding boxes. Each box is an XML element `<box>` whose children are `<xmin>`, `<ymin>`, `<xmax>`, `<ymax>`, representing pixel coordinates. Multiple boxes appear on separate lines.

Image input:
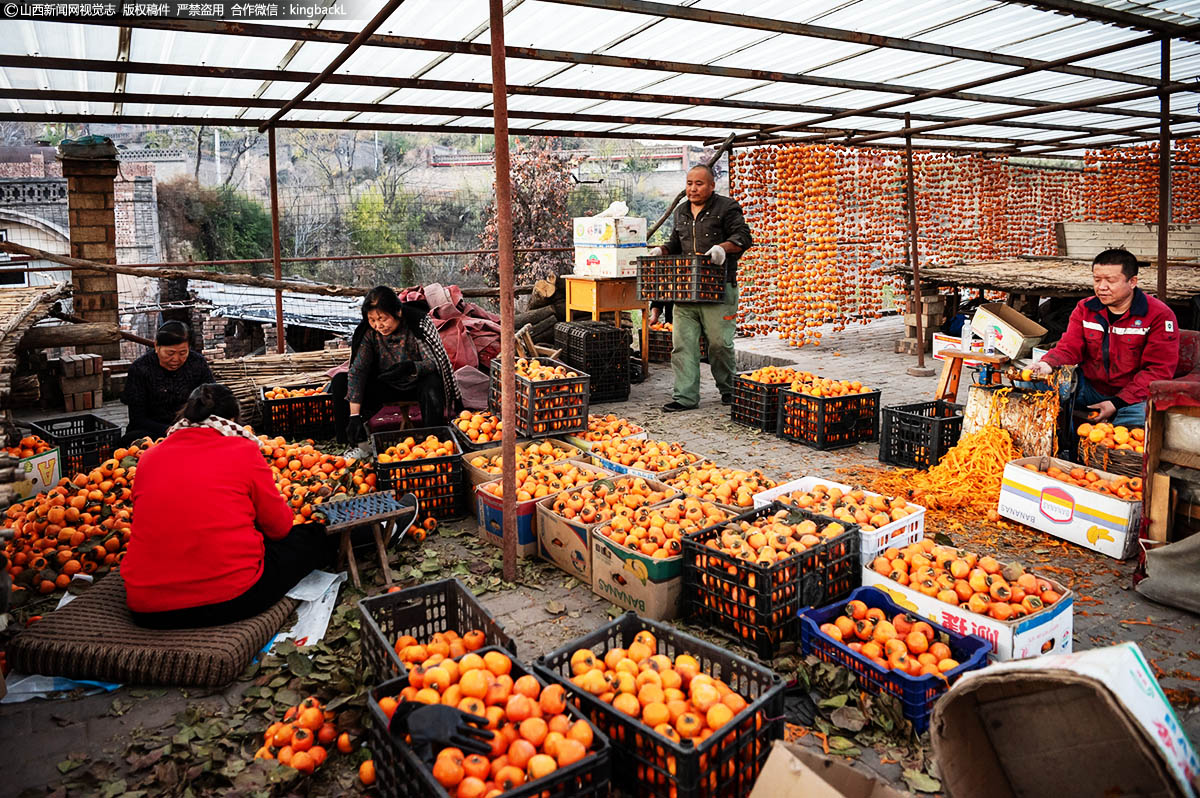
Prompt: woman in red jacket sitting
<box><xmin>122</xmin><ymin>383</ymin><xmax>336</xmax><ymax>628</ymax></box>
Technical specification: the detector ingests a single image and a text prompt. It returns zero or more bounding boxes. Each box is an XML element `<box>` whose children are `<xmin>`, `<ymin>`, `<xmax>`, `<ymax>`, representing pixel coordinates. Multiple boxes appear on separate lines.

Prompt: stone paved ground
<box><xmin>2</xmin><ymin>315</ymin><xmax>1197</xmax><ymax>796</ymax></box>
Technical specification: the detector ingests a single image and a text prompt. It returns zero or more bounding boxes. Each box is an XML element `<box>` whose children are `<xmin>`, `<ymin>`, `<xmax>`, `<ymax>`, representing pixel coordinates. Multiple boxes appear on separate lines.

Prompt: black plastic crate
<box><xmin>371</xmin><ymin>426</ymin><xmax>465</xmax><ymax>518</ymax></box>
<box><xmin>258</xmin><ymin>382</ymin><xmax>336</xmax><ymax>441</ymax></box>
<box><xmin>487</xmin><ymin>356</ymin><xmax>589</xmax><ymax>438</ymax></box>
<box><xmin>29</xmin><ymin>414</ymin><xmax>120</xmax><ymax>476</ymax></box>
<box><xmin>682</xmin><ymin>502</ymin><xmax>860</xmax><ymax>657</ymax></box>
<box><xmin>776</xmin><ymin>388</ymin><xmax>882</xmax><ymax>450</ymax></box>
<box><xmin>636</xmin><ymin>254</ymin><xmax>725</xmax><ymax>303</ymax></box>
<box><xmin>879</xmin><ymin>400</ymin><xmax>963</xmax><ymax>470</ymax></box>
<box><xmin>357</xmin><ymin>577</ymin><xmax>516</xmax><ymax>679</ymax></box>
<box><xmin>367</xmin><ymin>648</ymin><xmax>611</xmax><ymax>798</ymax></box>
<box><xmin>648</xmin><ymin>327</ymin><xmax>706</xmax><ymax>363</ymax></box>
<box><xmin>534</xmin><ymin>612</ymin><xmax>785</xmax><ymax>798</ymax></box>
<box><xmin>555</xmin><ymin>321</ymin><xmax>631</xmax><ymax>403</ymax></box>
<box><xmin>448</xmin><ymin>411</ymin><xmax>506</xmax><ymax>452</ymax></box>
<box><xmin>730</xmin><ymin>372</ymin><xmax>789</xmax><ymax>433</ymax></box>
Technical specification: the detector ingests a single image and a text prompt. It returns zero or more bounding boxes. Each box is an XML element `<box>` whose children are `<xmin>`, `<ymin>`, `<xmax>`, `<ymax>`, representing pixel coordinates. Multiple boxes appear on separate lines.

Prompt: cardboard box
<box><xmin>998</xmin><ymin>456</ymin><xmax>1141</xmax><ymax>559</ymax></box>
<box><xmin>573</xmin><ymin>246</ymin><xmax>646</xmax><ymax>278</ymax></box>
<box><xmin>753</xmin><ymin>476</ymin><xmax>926</xmax><ymax>565</ymax></box>
<box><xmin>572</xmin><ymin>216</ymin><xmax>646</xmax><ymax>247</ymax></box>
<box><xmin>749</xmin><ymin>740</ymin><xmax>907</xmax><ymax>798</ymax></box>
<box><xmin>535</xmin><ymin>476</ymin><xmax>679</xmax><ymax>583</ymax></box>
<box><xmin>10</xmin><ymin>448</ymin><xmax>62</xmax><ymax>504</ymax></box>
<box><xmin>476</xmin><ymin>487</ymin><xmax>542</xmax><ymax>558</ymax></box>
<box><xmin>462</xmin><ymin>439</ymin><xmax>582</xmax><ymax>495</ymax></box>
<box><xmin>591</xmin><ymin>451</ymin><xmax>698</xmax><ymax>483</ymax></box>
<box><xmin>476</xmin><ymin>461</ymin><xmax>614</xmax><ymax>557</ymax></box>
<box><xmin>971</xmin><ymin>303</ymin><xmax>1047</xmax><ymax>360</ymax></box>
<box><xmin>562</xmin><ymin>429</ymin><xmax>647</xmax><ymax>453</ymax></box>
<box><xmin>592</xmin><ymin>532</ymin><xmax>682</xmax><ymax>620</ymax></box>
<box><xmin>932</xmin><ymin>332</ymin><xmax>986</xmax><ymax>367</ymax></box>
<box><xmin>932</xmin><ymin>642</ymin><xmax>1200</xmax><ymax>798</ymax></box>
<box><xmin>862</xmin><ymin>564</ymin><xmax>1073</xmax><ymax>661</ymax></box>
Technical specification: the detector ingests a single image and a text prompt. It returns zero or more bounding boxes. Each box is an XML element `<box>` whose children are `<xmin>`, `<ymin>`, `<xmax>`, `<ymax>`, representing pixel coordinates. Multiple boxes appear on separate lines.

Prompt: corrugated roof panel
<box><xmin>711</xmin><ymin>35</ymin><xmax>874</xmax><ymax>74</ymax></box>
<box><xmin>807</xmin><ymin>49</ymin><xmax>955</xmax><ymax>83</ymax></box>
<box><xmin>341</xmin><ymin>43</ymin><xmax>448</xmax><ymax>78</ymax></box>
<box><xmin>807</xmin><ymin>0</ymin><xmax>997</xmax><ymax>38</ymax></box>
<box><xmin>506</xmin><ymin>95</ymin><xmax>602</xmax><ymax>114</ymax></box>
<box><xmin>504</xmin><ymin>1</ymin><xmax>652</xmax><ymax>51</ymax></box>
<box><xmin>600</xmin><ymin>18</ymin><xmax>779</xmax><ymax>63</ymax></box>
<box><xmin>915</xmin><ymin>3</ymin><xmax>1086</xmax><ymax>49</ymax></box>
<box><xmin>2</xmin><ymin>20</ymin><xmax>115</xmax><ymax>60</ymax></box>
<box><xmin>380</xmin><ymin>0</ymin><xmax>490</xmax><ymax>39</ymax></box>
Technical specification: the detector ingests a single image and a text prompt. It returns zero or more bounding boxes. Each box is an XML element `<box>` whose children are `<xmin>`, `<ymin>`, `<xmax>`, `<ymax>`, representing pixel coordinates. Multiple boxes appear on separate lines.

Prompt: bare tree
<box><xmin>220</xmin><ymin>129</ymin><xmax>263</xmax><ymax>188</ymax></box>
<box><xmin>193</xmin><ymin>125</ymin><xmax>208</xmax><ymax>180</ymax></box>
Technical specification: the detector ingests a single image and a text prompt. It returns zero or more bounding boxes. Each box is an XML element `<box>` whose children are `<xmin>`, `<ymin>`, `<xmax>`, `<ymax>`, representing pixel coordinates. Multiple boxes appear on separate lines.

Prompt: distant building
<box><xmin>0</xmin><ymin>145</ymin><xmax>166</xmax><ymax>346</ymax></box>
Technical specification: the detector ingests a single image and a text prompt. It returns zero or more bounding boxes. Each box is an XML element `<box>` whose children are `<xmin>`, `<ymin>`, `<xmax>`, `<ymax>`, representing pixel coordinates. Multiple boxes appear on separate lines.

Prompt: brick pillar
<box><xmin>61</xmin><ymin>156</ymin><xmax>121</xmax><ymax>361</ymax></box>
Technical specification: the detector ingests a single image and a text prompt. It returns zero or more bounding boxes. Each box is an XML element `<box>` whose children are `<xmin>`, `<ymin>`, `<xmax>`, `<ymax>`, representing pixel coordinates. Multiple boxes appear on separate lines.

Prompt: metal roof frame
<box><xmin>1</xmin><ymin>1</ymin><xmax>1199</xmax><ymax>157</ymax></box>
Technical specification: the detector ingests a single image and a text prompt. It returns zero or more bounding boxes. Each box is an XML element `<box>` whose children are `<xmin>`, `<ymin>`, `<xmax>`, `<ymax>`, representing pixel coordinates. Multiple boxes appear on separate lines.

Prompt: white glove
<box><xmin>649</xmin><ymin>246</ymin><xmax>666</xmax><ymax>257</ymax></box>
<box><xmin>1031</xmin><ymin>360</ymin><xmax>1053</xmax><ymax>377</ymax></box>
<box><xmin>706</xmin><ymin>245</ymin><xmax>726</xmax><ymax>266</ymax></box>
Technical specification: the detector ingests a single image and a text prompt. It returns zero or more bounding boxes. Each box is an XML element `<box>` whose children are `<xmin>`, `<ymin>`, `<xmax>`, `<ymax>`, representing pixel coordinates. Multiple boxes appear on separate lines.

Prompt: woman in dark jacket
<box><xmin>331</xmin><ymin>286</ymin><xmax>462</xmax><ymax>446</ymax></box>
<box><xmin>120</xmin><ymin>321</ymin><xmax>213</xmax><ymax>445</ymax></box>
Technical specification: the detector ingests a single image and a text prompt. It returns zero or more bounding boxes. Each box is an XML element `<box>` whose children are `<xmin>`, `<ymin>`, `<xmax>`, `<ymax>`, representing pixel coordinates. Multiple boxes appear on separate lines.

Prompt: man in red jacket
<box><xmin>1032</xmin><ymin>249</ymin><xmax>1180</xmax><ymax>427</ymax></box>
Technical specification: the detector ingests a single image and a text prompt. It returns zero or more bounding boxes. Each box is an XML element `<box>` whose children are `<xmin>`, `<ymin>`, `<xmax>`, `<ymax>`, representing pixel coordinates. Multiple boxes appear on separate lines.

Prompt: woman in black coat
<box><xmin>330</xmin><ymin>286</ymin><xmax>462</xmax><ymax>446</ymax></box>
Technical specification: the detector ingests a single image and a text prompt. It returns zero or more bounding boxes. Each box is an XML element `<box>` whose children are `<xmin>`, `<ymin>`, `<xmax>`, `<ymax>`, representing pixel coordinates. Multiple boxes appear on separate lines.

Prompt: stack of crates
<box><xmin>554</xmin><ymin>321</ymin><xmax>631</xmax><ymax>403</ymax></box>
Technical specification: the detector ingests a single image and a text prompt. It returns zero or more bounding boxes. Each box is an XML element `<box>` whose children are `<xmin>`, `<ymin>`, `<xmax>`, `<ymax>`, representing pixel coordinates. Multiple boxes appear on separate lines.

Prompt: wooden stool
<box><xmin>934</xmin><ymin>349</ymin><xmax>1009</xmax><ymax>402</ymax></box>
<box><xmin>319</xmin><ymin>493</ymin><xmax>418</xmax><ymax>589</ymax></box>
<box><xmin>564</xmin><ymin>275</ymin><xmax>650</xmax><ymax>373</ymax></box>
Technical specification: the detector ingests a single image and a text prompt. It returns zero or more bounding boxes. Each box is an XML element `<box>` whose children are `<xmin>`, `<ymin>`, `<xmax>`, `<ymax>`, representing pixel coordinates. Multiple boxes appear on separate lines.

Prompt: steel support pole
<box><xmin>489</xmin><ymin>0</ymin><xmax>517</xmax><ymax>582</ymax></box>
<box><xmin>268</xmin><ymin>127</ymin><xmax>285</xmax><ymax>354</ymax></box>
<box><xmin>1159</xmin><ymin>37</ymin><xmax>1171</xmax><ymax>300</ymax></box>
<box><xmin>905</xmin><ymin>114</ymin><xmax>930</xmax><ymax>373</ymax></box>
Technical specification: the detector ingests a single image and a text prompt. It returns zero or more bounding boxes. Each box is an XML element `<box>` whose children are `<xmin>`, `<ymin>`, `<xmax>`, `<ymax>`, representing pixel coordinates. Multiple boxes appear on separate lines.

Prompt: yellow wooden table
<box><xmin>563</xmin><ymin>276</ymin><xmax>650</xmax><ymax>373</ymax></box>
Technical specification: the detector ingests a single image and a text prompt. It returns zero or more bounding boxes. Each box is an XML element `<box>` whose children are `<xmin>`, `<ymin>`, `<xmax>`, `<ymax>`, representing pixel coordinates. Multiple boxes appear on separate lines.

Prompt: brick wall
<box><xmin>61</xmin><ymin>157</ymin><xmax>121</xmax><ymax>361</ymax></box>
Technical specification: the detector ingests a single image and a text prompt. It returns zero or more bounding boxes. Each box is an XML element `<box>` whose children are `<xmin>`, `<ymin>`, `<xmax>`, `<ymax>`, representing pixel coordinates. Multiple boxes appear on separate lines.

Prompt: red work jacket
<box><xmin>1041</xmin><ymin>288</ymin><xmax>1180</xmax><ymax>405</ymax></box>
<box><xmin>122</xmin><ymin>428</ymin><xmax>294</xmax><ymax>613</ymax></box>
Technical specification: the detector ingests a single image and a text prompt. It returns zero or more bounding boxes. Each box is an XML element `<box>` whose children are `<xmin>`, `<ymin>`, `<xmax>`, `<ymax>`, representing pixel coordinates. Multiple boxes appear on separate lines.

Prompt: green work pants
<box><xmin>671</xmin><ymin>282</ymin><xmax>738</xmax><ymax>407</ymax></box>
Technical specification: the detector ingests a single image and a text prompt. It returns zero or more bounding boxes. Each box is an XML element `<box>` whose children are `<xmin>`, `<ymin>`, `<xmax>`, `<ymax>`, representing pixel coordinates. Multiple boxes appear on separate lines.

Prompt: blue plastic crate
<box><xmin>798</xmin><ymin>586</ymin><xmax>991</xmax><ymax>733</ymax></box>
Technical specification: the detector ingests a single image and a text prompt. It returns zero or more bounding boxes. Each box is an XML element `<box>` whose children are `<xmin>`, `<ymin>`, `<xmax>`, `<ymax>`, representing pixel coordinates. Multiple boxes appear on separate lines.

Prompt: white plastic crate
<box><xmin>753</xmin><ymin>476</ymin><xmax>926</xmax><ymax>565</ymax></box>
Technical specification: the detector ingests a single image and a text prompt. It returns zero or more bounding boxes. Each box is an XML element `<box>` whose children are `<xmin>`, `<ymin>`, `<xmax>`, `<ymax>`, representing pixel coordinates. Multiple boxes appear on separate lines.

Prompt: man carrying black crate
<box><xmin>650</xmin><ymin>164</ymin><xmax>753</xmax><ymax>412</ymax></box>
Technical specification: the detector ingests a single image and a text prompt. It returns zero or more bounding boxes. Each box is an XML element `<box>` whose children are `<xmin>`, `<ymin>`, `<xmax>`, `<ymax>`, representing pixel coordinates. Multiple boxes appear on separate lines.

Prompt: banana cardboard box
<box><xmin>932</xmin><ymin>642</ymin><xmax>1199</xmax><ymax>798</ymax></box>
<box><xmin>9</xmin><ymin>448</ymin><xmax>61</xmax><ymax>505</ymax></box>
<box><xmin>997</xmin><ymin>456</ymin><xmax>1140</xmax><ymax>560</ymax></box>
<box><xmin>591</xmin><ymin>533</ymin><xmax>681</xmax><ymax>620</ymax></box>
<box><xmin>572</xmin><ymin>216</ymin><xmax>646</xmax><ymax>247</ymax></box>
<box><xmin>537</xmin><ymin>497</ymin><xmax>595</xmax><ymax>583</ymax></box>
<box><xmin>862</xmin><ymin>564</ymin><xmax>1073</xmax><ymax>662</ymax></box>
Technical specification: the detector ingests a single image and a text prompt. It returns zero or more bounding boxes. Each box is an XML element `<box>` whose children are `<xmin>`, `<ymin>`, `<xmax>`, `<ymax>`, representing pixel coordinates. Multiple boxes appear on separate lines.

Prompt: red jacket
<box><xmin>1041</xmin><ymin>288</ymin><xmax>1180</xmax><ymax>406</ymax></box>
<box><xmin>122</xmin><ymin>428</ymin><xmax>293</xmax><ymax>613</ymax></box>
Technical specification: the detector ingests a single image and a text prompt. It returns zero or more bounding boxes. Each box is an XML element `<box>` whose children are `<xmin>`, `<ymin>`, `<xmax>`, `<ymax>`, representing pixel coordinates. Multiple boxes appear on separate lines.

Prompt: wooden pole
<box><xmin>1158</xmin><ymin>37</ymin><xmax>1171</xmax><ymax>300</ymax></box>
<box><xmin>905</xmin><ymin>113</ymin><xmax>932</xmax><ymax>375</ymax></box>
<box><xmin>490</xmin><ymin>0</ymin><xmax>517</xmax><ymax>583</ymax></box>
<box><xmin>0</xmin><ymin>241</ymin><xmax>538</xmax><ymax>298</ymax></box>
<box><xmin>268</xmin><ymin>127</ymin><xmax>286</xmax><ymax>354</ymax></box>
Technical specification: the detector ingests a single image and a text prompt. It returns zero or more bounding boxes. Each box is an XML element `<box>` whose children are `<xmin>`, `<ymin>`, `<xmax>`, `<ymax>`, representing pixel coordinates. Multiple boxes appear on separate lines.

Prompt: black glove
<box><xmin>346</xmin><ymin>414</ymin><xmax>367</xmax><ymax>445</ymax></box>
<box><xmin>389</xmin><ymin>703</ymin><xmax>492</xmax><ymax>764</ymax></box>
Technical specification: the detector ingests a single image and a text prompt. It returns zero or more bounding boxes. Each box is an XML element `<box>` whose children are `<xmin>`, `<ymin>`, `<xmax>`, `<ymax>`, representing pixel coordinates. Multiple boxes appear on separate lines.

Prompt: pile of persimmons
<box><xmin>378</xmin><ymin>647</ymin><xmax>602</xmax><ymax>796</ymax></box>
<box><xmin>595</xmin><ymin>497</ymin><xmax>729</xmax><ymax>558</ymax></box>
<box><xmin>869</xmin><ymin>538</ymin><xmax>1064</xmax><ymax>621</ymax></box>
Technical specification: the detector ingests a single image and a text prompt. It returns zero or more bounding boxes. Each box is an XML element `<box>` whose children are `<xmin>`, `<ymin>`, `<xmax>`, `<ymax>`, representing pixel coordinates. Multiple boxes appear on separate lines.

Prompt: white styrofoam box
<box><xmin>863</xmin><ymin>567</ymin><xmax>1074</xmax><ymax>662</ymax></box>
<box><xmin>998</xmin><ymin>456</ymin><xmax>1141</xmax><ymax>560</ymax></box>
<box><xmin>572</xmin><ymin>216</ymin><xmax>647</xmax><ymax>247</ymax></box>
<box><xmin>932</xmin><ymin>333</ymin><xmax>986</xmax><ymax>367</ymax></box>
<box><xmin>9</xmin><ymin>448</ymin><xmax>62</xmax><ymax>504</ymax></box>
<box><xmin>959</xmin><ymin>642</ymin><xmax>1200</xmax><ymax>795</ymax></box>
<box><xmin>573</xmin><ymin>246</ymin><xmax>645</xmax><ymax>278</ymax></box>
<box><xmin>754</xmin><ymin>476</ymin><xmax>926</xmax><ymax>565</ymax></box>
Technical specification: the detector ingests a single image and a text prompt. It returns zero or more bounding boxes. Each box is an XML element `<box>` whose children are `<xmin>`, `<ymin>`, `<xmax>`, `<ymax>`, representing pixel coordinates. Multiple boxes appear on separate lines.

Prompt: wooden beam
<box><xmin>19</xmin><ymin>323</ymin><xmax>120</xmax><ymax>350</ymax></box>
